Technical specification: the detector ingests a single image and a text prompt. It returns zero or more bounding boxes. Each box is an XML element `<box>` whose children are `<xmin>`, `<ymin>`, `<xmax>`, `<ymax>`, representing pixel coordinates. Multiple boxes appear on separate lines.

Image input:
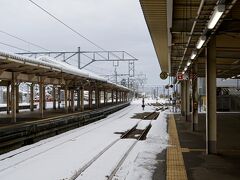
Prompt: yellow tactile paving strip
<box><xmin>167</xmin><ymin>114</ymin><xmax>188</xmax><ymax>180</ymax></box>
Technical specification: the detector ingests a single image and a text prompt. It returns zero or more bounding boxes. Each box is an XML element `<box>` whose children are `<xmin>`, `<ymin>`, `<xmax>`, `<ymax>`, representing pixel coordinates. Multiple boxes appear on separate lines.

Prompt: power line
<box><xmin>0</xmin><ymin>41</ymin><xmax>32</xmax><ymax>52</ymax></box>
<box><xmin>0</xmin><ymin>29</ymin><xmax>50</xmax><ymax>51</ymax></box>
<box><xmin>27</xmin><ymin>0</ymin><xmax>108</xmax><ymax>52</ymax></box>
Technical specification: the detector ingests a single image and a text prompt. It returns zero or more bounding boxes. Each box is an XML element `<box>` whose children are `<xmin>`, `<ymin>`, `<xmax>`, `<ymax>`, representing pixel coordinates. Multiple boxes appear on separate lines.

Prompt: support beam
<box><xmin>99</xmin><ymin>90</ymin><xmax>101</xmax><ymax>107</ymax></box>
<box><xmin>95</xmin><ymin>89</ymin><xmax>99</xmax><ymax>109</ymax></box>
<box><xmin>181</xmin><ymin>81</ymin><xmax>186</xmax><ymax>116</ymax></box>
<box><xmin>77</xmin><ymin>89</ymin><xmax>81</xmax><ymax>111</ymax></box>
<box><xmin>104</xmin><ymin>90</ymin><xmax>107</xmax><ymax>106</ymax></box>
<box><xmin>70</xmin><ymin>89</ymin><xmax>75</xmax><ymax>112</ymax></box>
<box><xmin>89</xmin><ymin>89</ymin><xmax>92</xmax><ymax>109</ymax></box>
<box><xmin>30</xmin><ymin>83</ymin><xmax>34</xmax><ymax>111</ymax></box>
<box><xmin>80</xmin><ymin>87</ymin><xmax>84</xmax><ymax>112</ymax></box>
<box><xmin>111</xmin><ymin>90</ymin><xmax>114</xmax><ymax>103</ymax></box>
<box><xmin>192</xmin><ymin>63</ymin><xmax>198</xmax><ymax>131</ymax></box>
<box><xmin>11</xmin><ymin>72</ymin><xmax>17</xmax><ymax>123</ymax></box>
<box><xmin>53</xmin><ymin>86</ymin><xmax>56</xmax><ymax>110</ymax></box>
<box><xmin>43</xmin><ymin>85</ymin><xmax>46</xmax><ymax>110</ymax></box>
<box><xmin>16</xmin><ymin>84</ymin><xmax>19</xmax><ymax>113</ymax></box>
<box><xmin>39</xmin><ymin>78</ymin><xmax>44</xmax><ymax>118</ymax></box>
<box><xmin>119</xmin><ymin>91</ymin><xmax>122</xmax><ymax>102</ymax></box>
<box><xmin>68</xmin><ymin>89</ymin><xmax>71</xmax><ymax>110</ymax></box>
<box><xmin>64</xmin><ymin>86</ymin><xmax>68</xmax><ymax>113</ymax></box>
<box><xmin>116</xmin><ymin>90</ymin><xmax>118</xmax><ymax>103</ymax></box>
<box><xmin>186</xmin><ymin>80</ymin><xmax>191</xmax><ymax>121</ymax></box>
<box><xmin>206</xmin><ymin>37</ymin><xmax>217</xmax><ymax>154</ymax></box>
<box><xmin>6</xmin><ymin>83</ymin><xmax>10</xmax><ymax>114</ymax></box>
<box><xmin>58</xmin><ymin>87</ymin><xmax>61</xmax><ymax>109</ymax></box>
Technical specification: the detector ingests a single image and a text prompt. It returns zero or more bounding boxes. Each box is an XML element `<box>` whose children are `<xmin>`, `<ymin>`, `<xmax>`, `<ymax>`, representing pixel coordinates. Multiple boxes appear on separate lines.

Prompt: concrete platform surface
<box><xmin>174</xmin><ymin>113</ymin><xmax>240</xmax><ymax>180</ymax></box>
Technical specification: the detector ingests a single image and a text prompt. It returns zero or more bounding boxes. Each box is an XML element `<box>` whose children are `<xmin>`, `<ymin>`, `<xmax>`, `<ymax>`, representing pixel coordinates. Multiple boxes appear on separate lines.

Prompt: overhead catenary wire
<box><xmin>0</xmin><ymin>41</ymin><xmax>32</xmax><ymax>53</ymax></box>
<box><xmin>27</xmin><ymin>0</ymin><xmax>122</xmax><ymax>60</ymax></box>
<box><xmin>0</xmin><ymin>30</ymin><xmax>50</xmax><ymax>51</ymax></box>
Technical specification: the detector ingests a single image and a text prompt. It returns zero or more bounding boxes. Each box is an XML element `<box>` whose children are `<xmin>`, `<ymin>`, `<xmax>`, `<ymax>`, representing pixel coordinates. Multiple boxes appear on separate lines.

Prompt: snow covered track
<box><xmin>0</xmin><ymin>105</ymin><xmax>135</xmax><ymax>173</ymax></box>
<box><xmin>0</xmin><ymin>100</ymin><xmax>168</xmax><ymax>180</ymax></box>
<box><xmin>0</xmin><ymin>105</ymin><xmax>134</xmax><ymax>161</ymax></box>
<box><xmin>70</xmin><ymin>118</ymin><xmax>151</xmax><ymax>180</ymax></box>
<box><xmin>0</xmin><ymin>103</ymin><xmax>130</xmax><ymax>155</ymax></box>
<box><xmin>108</xmin><ymin>123</ymin><xmax>152</xmax><ymax>180</ymax></box>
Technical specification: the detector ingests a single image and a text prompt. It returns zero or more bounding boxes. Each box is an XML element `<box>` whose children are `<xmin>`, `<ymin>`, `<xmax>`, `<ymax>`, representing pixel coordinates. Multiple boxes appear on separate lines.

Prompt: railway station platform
<box><xmin>0</xmin><ymin>102</ymin><xmax>130</xmax><ymax>154</ymax></box>
<box><xmin>168</xmin><ymin>113</ymin><xmax>240</xmax><ymax>180</ymax></box>
<box><xmin>0</xmin><ymin>102</ymin><xmax>120</xmax><ymax>127</ymax></box>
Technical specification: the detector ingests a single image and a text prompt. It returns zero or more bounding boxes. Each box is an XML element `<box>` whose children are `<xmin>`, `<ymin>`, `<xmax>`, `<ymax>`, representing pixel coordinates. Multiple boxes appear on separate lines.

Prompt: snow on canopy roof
<box><xmin>37</xmin><ymin>56</ymin><xmax>106</xmax><ymax>82</ymax></box>
<box><xmin>0</xmin><ymin>50</ymin><xmax>131</xmax><ymax>91</ymax></box>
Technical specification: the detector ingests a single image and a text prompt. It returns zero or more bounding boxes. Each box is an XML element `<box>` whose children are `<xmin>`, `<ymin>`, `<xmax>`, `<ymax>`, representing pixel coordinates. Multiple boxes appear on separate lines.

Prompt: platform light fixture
<box><xmin>187</xmin><ymin>60</ymin><xmax>191</xmax><ymax>67</ymax></box>
<box><xmin>237</xmin><ymin>75</ymin><xmax>240</xmax><ymax>77</ymax></box>
<box><xmin>190</xmin><ymin>50</ymin><xmax>197</xmax><ymax>60</ymax></box>
<box><xmin>184</xmin><ymin>66</ymin><xmax>188</xmax><ymax>71</ymax></box>
<box><xmin>196</xmin><ymin>36</ymin><xmax>206</xmax><ymax>49</ymax></box>
<box><xmin>182</xmin><ymin>71</ymin><xmax>185</xmax><ymax>75</ymax></box>
<box><xmin>231</xmin><ymin>76</ymin><xmax>236</xmax><ymax>79</ymax></box>
<box><xmin>207</xmin><ymin>5</ymin><xmax>225</xmax><ymax>29</ymax></box>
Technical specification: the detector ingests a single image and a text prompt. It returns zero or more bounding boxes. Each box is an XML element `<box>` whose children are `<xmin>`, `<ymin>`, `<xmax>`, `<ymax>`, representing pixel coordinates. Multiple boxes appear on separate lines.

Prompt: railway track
<box><xmin>0</xmin><ymin>104</ymin><xmax>163</xmax><ymax>180</ymax></box>
<box><xmin>107</xmin><ymin>110</ymin><xmax>160</xmax><ymax>180</ymax></box>
<box><xmin>0</xmin><ymin>105</ymin><xmax>135</xmax><ymax>173</ymax></box>
<box><xmin>71</xmin><ymin>108</ymin><xmax>162</xmax><ymax>180</ymax></box>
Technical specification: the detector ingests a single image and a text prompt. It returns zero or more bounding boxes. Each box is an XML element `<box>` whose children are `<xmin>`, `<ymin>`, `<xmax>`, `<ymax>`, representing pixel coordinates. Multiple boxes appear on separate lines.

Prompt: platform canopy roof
<box><xmin>140</xmin><ymin>0</ymin><xmax>240</xmax><ymax>79</ymax></box>
<box><xmin>0</xmin><ymin>51</ymin><xmax>131</xmax><ymax>91</ymax></box>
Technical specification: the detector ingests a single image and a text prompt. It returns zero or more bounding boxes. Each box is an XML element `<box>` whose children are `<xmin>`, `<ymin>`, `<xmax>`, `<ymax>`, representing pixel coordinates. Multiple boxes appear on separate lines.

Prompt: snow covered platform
<box><xmin>0</xmin><ymin>99</ymin><xmax>168</xmax><ymax>180</ymax></box>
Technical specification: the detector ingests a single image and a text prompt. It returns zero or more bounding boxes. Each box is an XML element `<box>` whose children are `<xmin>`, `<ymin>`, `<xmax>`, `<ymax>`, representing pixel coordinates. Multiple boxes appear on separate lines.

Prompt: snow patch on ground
<box><xmin>136</xmin><ymin>120</ymin><xmax>150</xmax><ymax>130</ymax></box>
<box><xmin>115</xmin><ymin>111</ymin><xmax>168</xmax><ymax>180</ymax></box>
<box><xmin>0</xmin><ymin>99</ymin><xmax>168</xmax><ymax>180</ymax></box>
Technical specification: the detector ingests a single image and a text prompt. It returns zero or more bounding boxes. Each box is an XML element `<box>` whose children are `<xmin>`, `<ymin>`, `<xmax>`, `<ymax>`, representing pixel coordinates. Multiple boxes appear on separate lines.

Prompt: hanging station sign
<box><xmin>177</xmin><ymin>72</ymin><xmax>189</xmax><ymax>81</ymax></box>
<box><xmin>177</xmin><ymin>73</ymin><xmax>184</xmax><ymax>80</ymax></box>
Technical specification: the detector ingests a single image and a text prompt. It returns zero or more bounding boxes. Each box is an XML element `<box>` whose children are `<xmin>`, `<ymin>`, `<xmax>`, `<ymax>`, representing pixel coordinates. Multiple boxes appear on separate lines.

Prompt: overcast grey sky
<box><xmin>0</xmin><ymin>0</ymin><xmax>168</xmax><ymax>86</ymax></box>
